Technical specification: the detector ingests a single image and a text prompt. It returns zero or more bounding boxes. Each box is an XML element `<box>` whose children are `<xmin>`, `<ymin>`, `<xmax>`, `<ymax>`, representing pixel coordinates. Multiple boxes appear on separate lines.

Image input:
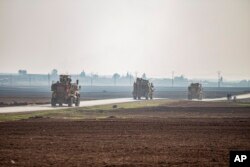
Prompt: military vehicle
<box><xmin>51</xmin><ymin>75</ymin><xmax>81</xmax><ymax>107</ymax></box>
<box><xmin>132</xmin><ymin>78</ymin><xmax>154</xmax><ymax>100</ymax></box>
<box><xmin>227</xmin><ymin>93</ymin><xmax>232</xmax><ymax>101</ymax></box>
<box><xmin>188</xmin><ymin>83</ymin><xmax>203</xmax><ymax>100</ymax></box>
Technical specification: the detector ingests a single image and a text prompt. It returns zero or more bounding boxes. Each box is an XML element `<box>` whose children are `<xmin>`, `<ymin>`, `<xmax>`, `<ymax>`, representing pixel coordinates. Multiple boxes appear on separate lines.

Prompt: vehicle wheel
<box><xmin>51</xmin><ymin>98</ymin><xmax>56</xmax><ymax>107</ymax></box>
<box><xmin>75</xmin><ymin>98</ymin><xmax>80</xmax><ymax>106</ymax></box>
<box><xmin>68</xmin><ymin>97</ymin><xmax>73</xmax><ymax>107</ymax></box>
<box><xmin>198</xmin><ymin>95</ymin><xmax>203</xmax><ymax>100</ymax></box>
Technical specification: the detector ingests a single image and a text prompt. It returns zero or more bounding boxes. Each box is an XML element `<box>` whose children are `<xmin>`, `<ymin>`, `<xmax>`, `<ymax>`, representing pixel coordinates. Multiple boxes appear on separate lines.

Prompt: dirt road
<box><xmin>1</xmin><ymin>92</ymin><xmax>250</xmax><ymax>114</ymax></box>
<box><xmin>202</xmin><ymin>93</ymin><xmax>250</xmax><ymax>101</ymax></box>
<box><xmin>0</xmin><ymin>98</ymin><xmax>138</xmax><ymax>113</ymax></box>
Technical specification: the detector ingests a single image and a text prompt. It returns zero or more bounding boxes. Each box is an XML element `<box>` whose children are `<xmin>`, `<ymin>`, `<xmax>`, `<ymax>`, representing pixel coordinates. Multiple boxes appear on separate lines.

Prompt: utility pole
<box><xmin>218</xmin><ymin>71</ymin><xmax>220</xmax><ymax>88</ymax></box>
<box><xmin>217</xmin><ymin>71</ymin><xmax>222</xmax><ymax>88</ymax></box>
<box><xmin>129</xmin><ymin>74</ymin><xmax>132</xmax><ymax>86</ymax></box>
<box><xmin>172</xmin><ymin>71</ymin><xmax>174</xmax><ymax>88</ymax></box>
<box><xmin>90</xmin><ymin>73</ymin><xmax>93</xmax><ymax>87</ymax></box>
<box><xmin>10</xmin><ymin>75</ymin><xmax>13</xmax><ymax>87</ymax></box>
<box><xmin>48</xmin><ymin>73</ymin><xmax>50</xmax><ymax>86</ymax></box>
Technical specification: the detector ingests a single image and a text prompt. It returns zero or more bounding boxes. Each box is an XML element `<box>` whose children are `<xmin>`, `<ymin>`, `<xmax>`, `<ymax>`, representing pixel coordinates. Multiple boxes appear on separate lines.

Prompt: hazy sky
<box><xmin>0</xmin><ymin>0</ymin><xmax>249</xmax><ymax>79</ymax></box>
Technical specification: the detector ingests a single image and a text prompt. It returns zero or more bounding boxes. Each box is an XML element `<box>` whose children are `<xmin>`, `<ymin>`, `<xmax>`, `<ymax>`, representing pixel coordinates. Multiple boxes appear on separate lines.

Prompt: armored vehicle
<box><xmin>51</xmin><ymin>75</ymin><xmax>81</xmax><ymax>107</ymax></box>
<box><xmin>133</xmin><ymin>78</ymin><xmax>154</xmax><ymax>100</ymax></box>
<box><xmin>188</xmin><ymin>83</ymin><xmax>203</xmax><ymax>100</ymax></box>
<box><xmin>227</xmin><ymin>93</ymin><xmax>232</xmax><ymax>101</ymax></box>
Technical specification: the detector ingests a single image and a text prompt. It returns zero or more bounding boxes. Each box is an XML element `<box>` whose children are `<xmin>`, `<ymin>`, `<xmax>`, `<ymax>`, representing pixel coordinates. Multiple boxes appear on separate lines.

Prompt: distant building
<box><xmin>18</xmin><ymin>70</ymin><xmax>27</xmax><ymax>75</ymax></box>
<box><xmin>80</xmin><ymin>70</ymin><xmax>86</xmax><ymax>77</ymax></box>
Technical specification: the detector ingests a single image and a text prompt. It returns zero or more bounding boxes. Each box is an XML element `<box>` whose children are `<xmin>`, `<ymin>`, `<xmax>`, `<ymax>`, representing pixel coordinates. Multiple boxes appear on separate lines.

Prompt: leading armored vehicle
<box><xmin>188</xmin><ymin>83</ymin><xmax>203</xmax><ymax>100</ymax></box>
<box><xmin>51</xmin><ymin>75</ymin><xmax>81</xmax><ymax>107</ymax></box>
<box><xmin>133</xmin><ymin>78</ymin><xmax>154</xmax><ymax>100</ymax></box>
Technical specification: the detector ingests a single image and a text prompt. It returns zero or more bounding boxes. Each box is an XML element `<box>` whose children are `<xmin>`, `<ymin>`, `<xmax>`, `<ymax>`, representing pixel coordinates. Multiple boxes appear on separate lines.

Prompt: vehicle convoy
<box><xmin>51</xmin><ymin>75</ymin><xmax>81</xmax><ymax>107</ymax></box>
<box><xmin>188</xmin><ymin>83</ymin><xmax>203</xmax><ymax>100</ymax></box>
<box><xmin>132</xmin><ymin>78</ymin><xmax>154</xmax><ymax>100</ymax></box>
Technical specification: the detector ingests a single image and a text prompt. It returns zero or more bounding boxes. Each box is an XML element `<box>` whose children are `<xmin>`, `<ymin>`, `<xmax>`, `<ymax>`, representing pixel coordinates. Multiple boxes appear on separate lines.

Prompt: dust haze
<box><xmin>0</xmin><ymin>0</ymin><xmax>250</xmax><ymax>79</ymax></box>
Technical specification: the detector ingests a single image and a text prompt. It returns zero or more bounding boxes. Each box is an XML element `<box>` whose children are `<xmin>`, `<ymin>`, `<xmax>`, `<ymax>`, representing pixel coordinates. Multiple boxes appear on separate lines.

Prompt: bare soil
<box><xmin>0</xmin><ymin>105</ymin><xmax>250</xmax><ymax>166</ymax></box>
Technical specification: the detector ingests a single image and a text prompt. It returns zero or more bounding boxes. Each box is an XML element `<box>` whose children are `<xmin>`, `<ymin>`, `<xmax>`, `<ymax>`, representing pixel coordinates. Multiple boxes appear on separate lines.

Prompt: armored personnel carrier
<box><xmin>51</xmin><ymin>75</ymin><xmax>81</xmax><ymax>107</ymax></box>
<box><xmin>132</xmin><ymin>78</ymin><xmax>154</xmax><ymax>100</ymax></box>
<box><xmin>188</xmin><ymin>83</ymin><xmax>203</xmax><ymax>100</ymax></box>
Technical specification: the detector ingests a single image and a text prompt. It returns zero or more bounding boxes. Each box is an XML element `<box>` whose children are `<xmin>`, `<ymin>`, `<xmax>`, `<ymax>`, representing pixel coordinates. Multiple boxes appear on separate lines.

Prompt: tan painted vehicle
<box><xmin>133</xmin><ymin>78</ymin><xmax>154</xmax><ymax>100</ymax></box>
<box><xmin>51</xmin><ymin>75</ymin><xmax>81</xmax><ymax>107</ymax></box>
<box><xmin>188</xmin><ymin>83</ymin><xmax>203</xmax><ymax>100</ymax></box>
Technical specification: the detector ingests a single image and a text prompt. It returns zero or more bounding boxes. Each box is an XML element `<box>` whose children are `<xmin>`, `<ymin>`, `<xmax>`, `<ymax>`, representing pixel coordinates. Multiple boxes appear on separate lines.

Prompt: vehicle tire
<box><xmin>68</xmin><ymin>97</ymin><xmax>73</xmax><ymax>107</ymax></box>
<box><xmin>51</xmin><ymin>98</ymin><xmax>56</xmax><ymax>107</ymax></box>
<box><xmin>75</xmin><ymin>98</ymin><xmax>80</xmax><ymax>106</ymax></box>
<box><xmin>198</xmin><ymin>94</ymin><xmax>203</xmax><ymax>100</ymax></box>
